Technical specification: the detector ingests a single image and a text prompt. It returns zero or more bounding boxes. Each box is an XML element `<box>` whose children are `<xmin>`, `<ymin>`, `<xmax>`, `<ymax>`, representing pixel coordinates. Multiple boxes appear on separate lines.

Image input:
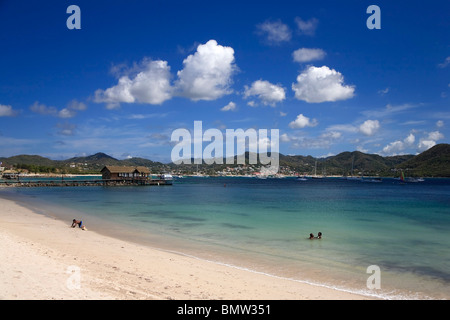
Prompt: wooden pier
<box><xmin>0</xmin><ymin>178</ymin><xmax>172</xmax><ymax>187</ymax></box>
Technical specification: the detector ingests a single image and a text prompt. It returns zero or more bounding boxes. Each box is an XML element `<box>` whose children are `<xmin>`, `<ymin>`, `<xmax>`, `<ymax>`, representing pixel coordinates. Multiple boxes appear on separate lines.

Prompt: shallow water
<box><xmin>2</xmin><ymin>176</ymin><xmax>449</xmax><ymax>299</ymax></box>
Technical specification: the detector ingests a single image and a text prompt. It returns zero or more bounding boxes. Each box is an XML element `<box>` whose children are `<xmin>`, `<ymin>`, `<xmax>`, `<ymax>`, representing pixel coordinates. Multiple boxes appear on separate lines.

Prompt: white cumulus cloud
<box><xmin>417</xmin><ymin>140</ymin><xmax>436</xmax><ymax>152</ymax></box>
<box><xmin>58</xmin><ymin>100</ymin><xmax>87</xmax><ymax>118</ymax></box>
<box><xmin>295</xmin><ymin>17</ymin><xmax>319</xmax><ymax>36</ymax></box>
<box><xmin>0</xmin><ymin>104</ymin><xmax>17</xmax><ymax>117</ymax></box>
<box><xmin>95</xmin><ymin>40</ymin><xmax>236</xmax><ymax>107</ymax></box>
<box><xmin>221</xmin><ymin>102</ymin><xmax>236</xmax><ymax>112</ymax></box>
<box><xmin>30</xmin><ymin>102</ymin><xmax>57</xmax><ymax>115</ymax></box>
<box><xmin>244</xmin><ymin>80</ymin><xmax>286</xmax><ymax>106</ymax></box>
<box><xmin>404</xmin><ymin>133</ymin><xmax>416</xmax><ymax>145</ymax></box>
<box><xmin>175</xmin><ymin>40</ymin><xmax>236</xmax><ymax>101</ymax></box>
<box><xmin>256</xmin><ymin>20</ymin><xmax>292</xmax><ymax>45</ymax></box>
<box><xmin>58</xmin><ymin>108</ymin><xmax>76</xmax><ymax>119</ymax></box>
<box><xmin>95</xmin><ymin>59</ymin><xmax>173</xmax><ymax>108</ymax></box>
<box><xmin>67</xmin><ymin>99</ymin><xmax>87</xmax><ymax>111</ymax></box>
<box><xmin>288</xmin><ymin>114</ymin><xmax>318</xmax><ymax>129</ymax></box>
<box><xmin>382</xmin><ymin>133</ymin><xmax>415</xmax><ymax>155</ymax></box>
<box><xmin>359</xmin><ymin>120</ymin><xmax>380</xmax><ymax>136</ymax></box>
<box><xmin>417</xmin><ymin>131</ymin><xmax>444</xmax><ymax>152</ymax></box>
<box><xmin>280</xmin><ymin>133</ymin><xmax>291</xmax><ymax>142</ymax></box>
<box><xmin>30</xmin><ymin>101</ymin><xmax>86</xmax><ymax>118</ymax></box>
<box><xmin>292</xmin><ymin>66</ymin><xmax>355</xmax><ymax>103</ymax></box>
<box><xmin>292</xmin><ymin>48</ymin><xmax>326</xmax><ymax>63</ymax></box>
<box><xmin>427</xmin><ymin>131</ymin><xmax>444</xmax><ymax>141</ymax></box>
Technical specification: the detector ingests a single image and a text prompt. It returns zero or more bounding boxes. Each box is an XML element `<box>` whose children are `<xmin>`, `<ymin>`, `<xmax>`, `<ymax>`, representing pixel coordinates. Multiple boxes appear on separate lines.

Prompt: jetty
<box><xmin>0</xmin><ymin>178</ymin><xmax>172</xmax><ymax>187</ymax></box>
<box><xmin>0</xmin><ymin>166</ymin><xmax>173</xmax><ymax>187</ymax></box>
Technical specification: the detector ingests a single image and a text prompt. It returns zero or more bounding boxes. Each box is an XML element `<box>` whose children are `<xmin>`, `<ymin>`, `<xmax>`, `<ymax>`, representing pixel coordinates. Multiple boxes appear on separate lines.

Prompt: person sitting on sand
<box><xmin>316</xmin><ymin>232</ymin><xmax>322</xmax><ymax>239</ymax></box>
<box><xmin>309</xmin><ymin>233</ymin><xmax>315</xmax><ymax>240</ymax></box>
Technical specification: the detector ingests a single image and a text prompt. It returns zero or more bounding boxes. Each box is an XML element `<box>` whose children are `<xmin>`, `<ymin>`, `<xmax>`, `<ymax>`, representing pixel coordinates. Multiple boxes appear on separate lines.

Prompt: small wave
<box><xmin>147</xmin><ymin>245</ymin><xmax>435</xmax><ymax>300</ymax></box>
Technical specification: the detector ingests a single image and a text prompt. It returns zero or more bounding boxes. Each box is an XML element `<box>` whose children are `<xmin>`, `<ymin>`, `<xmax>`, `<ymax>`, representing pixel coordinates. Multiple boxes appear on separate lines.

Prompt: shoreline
<box><xmin>0</xmin><ymin>196</ymin><xmax>374</xmax><ymax>300</ymax></box>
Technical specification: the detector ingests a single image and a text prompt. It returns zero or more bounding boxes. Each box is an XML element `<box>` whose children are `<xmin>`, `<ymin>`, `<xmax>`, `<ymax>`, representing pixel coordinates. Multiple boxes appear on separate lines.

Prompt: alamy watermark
<box><xmin>366</xmin><ymin>265</ymin><xmax>381</xmax><ymax>290</ymax></box>
<box><xmin>366</xmin><ymin>5</ymin><xmax>381</xmax><ymax>30</ymax></box>
<box><xmin>66</xmin><ymin>265</ymin><xmax>81</xmax><ymax>290</ymax></box>
<box><xmin>171</xmin><ymin>121</ymin><xmax>280</xmax><ymax>174</ymax></box>
<box><xmin>66</xmin><ymin>5</ymin><xmax>81</xmax><ymax>30</ymax></box>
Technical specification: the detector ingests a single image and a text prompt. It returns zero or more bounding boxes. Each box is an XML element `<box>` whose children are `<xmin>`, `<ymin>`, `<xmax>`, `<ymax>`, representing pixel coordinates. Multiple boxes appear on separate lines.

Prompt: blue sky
<box><xmin>0</xmin><ymin>0</ymin><xmax>449</xmax><ymax>162</ymax></box>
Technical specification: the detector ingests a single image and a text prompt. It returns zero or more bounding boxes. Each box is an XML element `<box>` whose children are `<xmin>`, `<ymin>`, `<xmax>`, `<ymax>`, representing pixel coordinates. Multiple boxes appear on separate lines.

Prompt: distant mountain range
<box><xmin>1</xmin><ymin>144</ymin><xmax>449</xmax><ymax>177</ymax></box>
<box><xmin>0</xmin><ymin>152</ymin><xmax>167</xmax><ymax>174</ymax></box>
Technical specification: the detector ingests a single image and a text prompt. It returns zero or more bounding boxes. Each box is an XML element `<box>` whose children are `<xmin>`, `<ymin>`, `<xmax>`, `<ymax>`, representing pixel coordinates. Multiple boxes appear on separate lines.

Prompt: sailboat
<box><xmin>347</xmin><ymin>156</ymin><xmax>362</xmax><ymax>181</ymax></box>
<box><xmin>401</xmin><ymin>171</ymin><xmax>424</xmax><ymax>183</ymax></box>
<box><xmin>398</xmin><ymin>171</ymin><xmax>407</xmax><ymax>184</ymax></box>
<box><xmin>311</xmin><ymin>161</ymin><xmax>324</xmax><ymax>179</ymax></box>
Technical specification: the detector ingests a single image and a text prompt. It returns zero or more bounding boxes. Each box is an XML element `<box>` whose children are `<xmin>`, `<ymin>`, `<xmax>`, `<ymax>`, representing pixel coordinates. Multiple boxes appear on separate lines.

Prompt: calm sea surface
<box><xmin>2</xmin><ymin>176</ymin><xmax>450</xmax><ymax>299</ymax></box>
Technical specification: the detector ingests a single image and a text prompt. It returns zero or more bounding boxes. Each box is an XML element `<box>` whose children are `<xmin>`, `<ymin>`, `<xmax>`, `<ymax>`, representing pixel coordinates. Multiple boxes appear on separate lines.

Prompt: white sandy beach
<box><xmin>0</xmin><ymin>196</ymin><xmax>373</xmax><ymax>300</ymax></box>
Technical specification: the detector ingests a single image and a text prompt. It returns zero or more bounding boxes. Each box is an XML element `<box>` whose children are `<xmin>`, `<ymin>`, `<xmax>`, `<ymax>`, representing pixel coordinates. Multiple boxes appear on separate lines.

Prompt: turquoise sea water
<box><xmin>1</xmin><ymin>176</ymin><xmax>450</xmax><ymax>299</ymax></box>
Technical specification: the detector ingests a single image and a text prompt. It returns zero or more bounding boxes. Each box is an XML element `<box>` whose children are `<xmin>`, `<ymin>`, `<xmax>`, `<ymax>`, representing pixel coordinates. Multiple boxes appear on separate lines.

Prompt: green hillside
<box><xmin>0</xmin><ymin>154</ymin><xmax>56</xmax><ymax>167</ymax></box>
<box><xmin>397</xmin><ymin>144</ymin><xmax>450</xmax><ymax>177</ymax></box>
<box><xmin>1</xmin><ymin>144</ymin><xmax>449</xmax><ymax>177</ymax></box>
<box><xmin>319</xmin><ymin>151</ymin><xmax>413</xmax><ymax>176</ymax></box>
